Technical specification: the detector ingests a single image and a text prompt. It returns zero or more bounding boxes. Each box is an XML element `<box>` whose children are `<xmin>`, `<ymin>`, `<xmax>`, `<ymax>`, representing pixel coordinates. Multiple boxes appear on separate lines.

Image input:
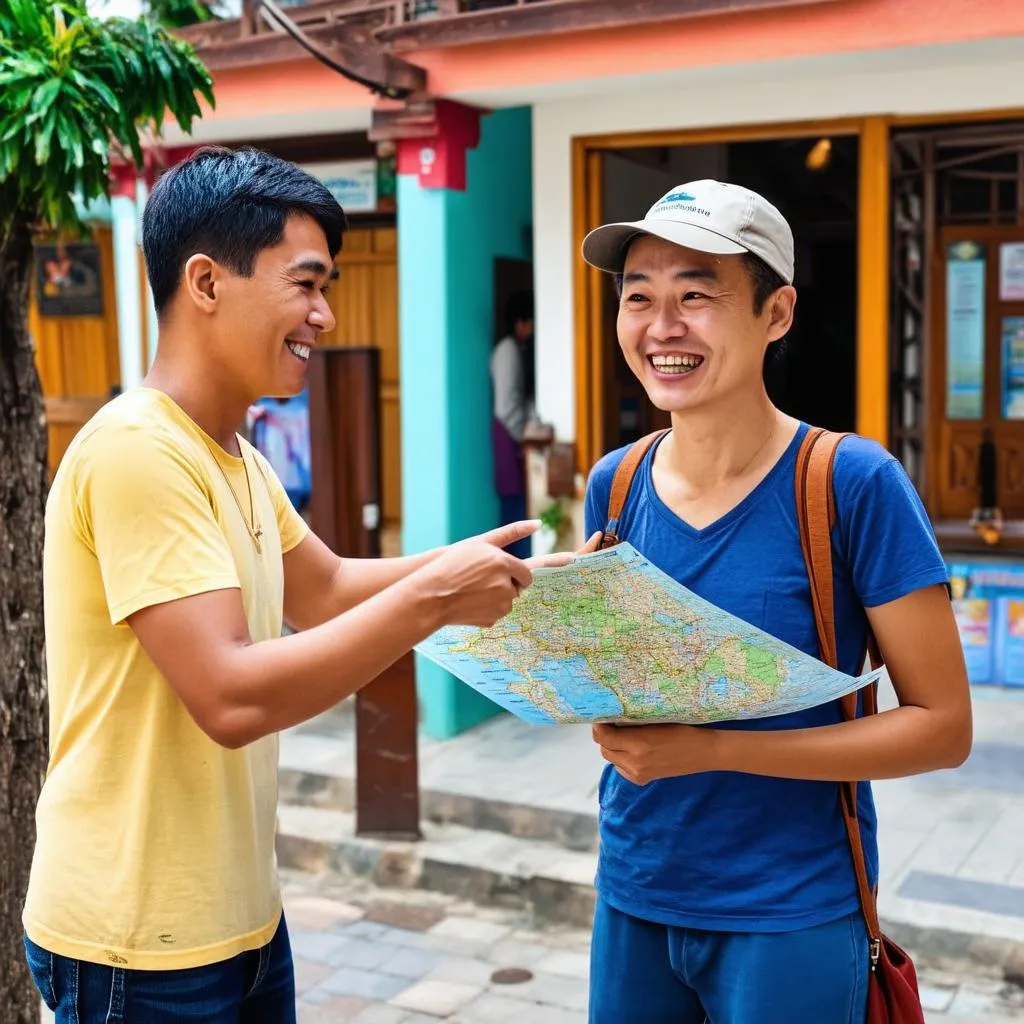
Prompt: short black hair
<box><xmin>612</xmin><ymin>251</ymin><xmax>787</xmax><ymax>316</ymax></box>
<box><xmin>143</xmin><ymin>146</ymin><xmax>347</xmax><ymax>314</ymax></box>
<box><xmin>742</xmin><ymin>253</ymin><xmax>787</xmax><ymax>315</ymax></box>
<box><xmin>504</xmin><ymin>290</ymin><xmax>534</xmax><ymax>335</ymax></box>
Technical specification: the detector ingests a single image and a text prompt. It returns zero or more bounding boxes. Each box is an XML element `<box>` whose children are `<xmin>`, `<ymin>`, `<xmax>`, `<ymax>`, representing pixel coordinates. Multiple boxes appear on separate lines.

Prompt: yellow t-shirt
<box><xmin>23</xmin><ymin>387</ymin><xmax>309</xmax><ymax>970</ymax></box>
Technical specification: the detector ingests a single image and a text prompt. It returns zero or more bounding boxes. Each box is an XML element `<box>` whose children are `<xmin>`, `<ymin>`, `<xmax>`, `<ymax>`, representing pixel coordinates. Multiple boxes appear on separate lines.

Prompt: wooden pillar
<box><xmin>307</xmin><ymin>346</ymin><xmax>421</xmax><ymax>840</ymax></box>
<box><xmin>858</xmin><ymin>117</ymin><xmax>891</xmax><ymax>447</ymax></box>
<box><xmin>572</xmin><ymin>140</ymin><xmax>605</xmax><ymax>474</ymax></box>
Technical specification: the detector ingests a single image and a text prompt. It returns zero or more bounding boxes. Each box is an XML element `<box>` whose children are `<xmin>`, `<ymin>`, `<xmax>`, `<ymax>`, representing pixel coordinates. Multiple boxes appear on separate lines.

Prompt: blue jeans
<box><xmin>589</xmin><ymin>899</ymin><xmax>868</xmax><ymax>1024</ymax></box>
<box><xmin>24</xmin><ymin>915</ymin><xmax>295</xmax><ymax>1023</ymax></box>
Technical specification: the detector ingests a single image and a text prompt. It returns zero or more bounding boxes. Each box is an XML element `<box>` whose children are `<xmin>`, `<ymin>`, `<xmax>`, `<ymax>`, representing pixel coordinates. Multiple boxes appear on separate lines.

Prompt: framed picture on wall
<box><xmin>35</xmin><ymin>241</ymin><xmax>103</xmax><ymax>317</ymax></box>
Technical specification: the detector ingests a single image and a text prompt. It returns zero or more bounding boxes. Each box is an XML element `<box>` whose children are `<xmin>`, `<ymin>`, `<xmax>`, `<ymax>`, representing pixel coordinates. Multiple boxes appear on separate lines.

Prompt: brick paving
<box><xmin>279</xmin><ymin>871</ymin><xmax>1024</xmax><ymax>1023</ymax></box>
<box><xmin>35</xmin><ymin>868</ymin><xmax>1024</xmax><ymax>1021</ymax></box>
<box><xmin>283</xmin><ymin>872</ymin><xmax>591</xmax><ymax>1023</ymax></box>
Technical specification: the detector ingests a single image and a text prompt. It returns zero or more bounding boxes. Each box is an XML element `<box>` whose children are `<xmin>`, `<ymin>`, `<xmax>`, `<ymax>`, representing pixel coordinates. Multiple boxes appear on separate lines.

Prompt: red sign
<box><xmin>396</xmin><ymin>100</ymin><xmax>482</xmax><ymax>192</ymax></box>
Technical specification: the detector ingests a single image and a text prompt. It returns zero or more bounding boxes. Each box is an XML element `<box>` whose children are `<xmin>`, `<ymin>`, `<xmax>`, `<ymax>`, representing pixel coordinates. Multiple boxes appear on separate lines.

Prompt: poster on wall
<box><xmin>1002</xmin><ymin>316</ymin><xmax>1024</xmax><ymax>419</ymax></box>
<box><xmin>1000</xmin><ymin>242</ymin><xmax>1024</xmax><ymax>301</ymax></box>
<box><xmin>302</xmin><ymin>160</ymin><xmax>378</xmax><ymax>214</ymax></box>
<box><xmin>997</xmin><ymin>599</ymin><xmax>1024</xmax><ymax>687</ymax></box>
<box><xmin>948</xmin><ymin>560</ymin><xmax>1024</xmax><ymax>688</ymax></box>
<box><xmin>952</xmin><ymin>597</ymin><xmax>995</xmax><ymax>685</ymax></box>
<box><xmin>34</xmin><ymin>242</ymin><xmax>103</xmax><ymax>317</ymax></box>
<box><xmin>945</xmin><ymin>241</ymin><xmax>986</xmax><ymax>420</ymax></box>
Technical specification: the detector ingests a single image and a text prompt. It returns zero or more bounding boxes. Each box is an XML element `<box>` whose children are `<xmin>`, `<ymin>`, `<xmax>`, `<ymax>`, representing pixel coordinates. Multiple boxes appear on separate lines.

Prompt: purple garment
<box><xmin>492</xmin><ymin>417</ymin><xmax>525</xmax><ymax>498</ymax></box>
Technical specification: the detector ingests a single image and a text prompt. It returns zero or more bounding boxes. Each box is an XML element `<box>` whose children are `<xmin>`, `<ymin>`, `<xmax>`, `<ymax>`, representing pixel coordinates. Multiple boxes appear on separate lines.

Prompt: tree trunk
<box><xmin>0</xmin><ymin>217</ymin><xmax>50</xmax><ymax>1022</ymax></box>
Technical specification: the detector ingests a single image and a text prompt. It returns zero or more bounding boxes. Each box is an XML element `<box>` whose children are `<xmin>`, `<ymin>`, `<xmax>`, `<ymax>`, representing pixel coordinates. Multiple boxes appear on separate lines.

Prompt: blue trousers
<box><xmin>589</xmin><ymin>899</ymin><xmax>868</xmax><ymax>1024</ymax></box>
<box><xmin>24</xmin><ymin>914</ymin><xmax>295</xmax><ymax>1023</ymax></box>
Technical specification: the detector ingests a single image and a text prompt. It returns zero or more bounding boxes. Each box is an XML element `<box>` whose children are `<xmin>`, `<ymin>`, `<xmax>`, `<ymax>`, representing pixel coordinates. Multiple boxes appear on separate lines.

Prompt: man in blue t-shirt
<box><xmin>578</xmin><ymin>179</ymin><xmax>972</xmax><ymax>1023</ymax></box>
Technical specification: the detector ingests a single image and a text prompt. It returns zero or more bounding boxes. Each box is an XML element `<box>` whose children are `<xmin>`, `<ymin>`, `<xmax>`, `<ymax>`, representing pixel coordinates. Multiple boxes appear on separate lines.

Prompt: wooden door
<box><xmin>30</xmin><ymin>227</ymin><xmax>121</xmax><ymax>475</ymax></box>
<box><xmin>931</xmin><ymin>225</ymin><xmax>1024</xmax><ymax>521</ymax></box>
<box><xmin>320</xmin><ymin>226</ymin><xmax>401</xmax><ymax>553</ymax></box>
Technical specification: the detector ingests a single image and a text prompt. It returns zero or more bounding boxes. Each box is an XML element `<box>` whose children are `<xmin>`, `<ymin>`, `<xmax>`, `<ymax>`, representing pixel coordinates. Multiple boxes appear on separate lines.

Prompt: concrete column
<box><xmin>135</xmin><ymin>178</ymin><xmax>159</xmax><ymax>370</ymax></box>
<box><xmin>109</xmin><ymin>165</ymin><xmax>143</xmax><ymax>391</ymax></box>
<box><xmin>397</xmin><ymin>106</ymin><xmax>534</xmax><ymax>740</ymax></box>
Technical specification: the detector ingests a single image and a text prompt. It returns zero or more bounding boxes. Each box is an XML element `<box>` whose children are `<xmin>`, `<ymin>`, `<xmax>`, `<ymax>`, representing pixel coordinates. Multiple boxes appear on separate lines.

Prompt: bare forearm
<box><xmin>329</xmin><ymin>549</ymin><xmax>442</xmax><ymax>614</ymax></box>
<box><xmin>218</xmin><ymin>574</ymin><xmax>440</xmax><ymax>745</ymax></box>
<box><xmin>710</xmin><ymin>705</ymin><xmax>971</xmax><ymax>782</ymax></box>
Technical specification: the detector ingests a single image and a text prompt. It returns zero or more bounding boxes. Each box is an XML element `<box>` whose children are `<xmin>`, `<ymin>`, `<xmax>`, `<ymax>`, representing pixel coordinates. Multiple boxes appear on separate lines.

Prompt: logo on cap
<box><xmin>660</xmin><ymin>191</ymin><xmax>696</xmax><ymax>204</ymax></box>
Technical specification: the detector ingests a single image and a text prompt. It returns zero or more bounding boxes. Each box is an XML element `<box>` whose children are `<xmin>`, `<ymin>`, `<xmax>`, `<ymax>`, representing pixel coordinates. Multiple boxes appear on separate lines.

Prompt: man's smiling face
<box><xmin>215</xmin><ymin>213</ymin><xmax>338</xmax><ymax>400</ymax></box>
<box><xmin>616</xmin><ymin>235</ymin><xmax>794</xmax><ymax>415</ymax></box>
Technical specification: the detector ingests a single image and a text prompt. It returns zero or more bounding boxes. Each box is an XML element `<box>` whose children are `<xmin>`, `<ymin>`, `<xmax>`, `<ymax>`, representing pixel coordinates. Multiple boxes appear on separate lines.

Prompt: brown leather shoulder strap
<box><xmin>795</xmin><ymin>425</ymin><xmax>882</xmax><ymax>946</ymax></box>
<box><xmin>600</xmin><ymin>429</ymin><xmax>669</xmax><ymax>548</ymax></box>
<box><xmin>795</xmin><ymin>427</ymin><xmax>847</xmax><ymax>672</ymax></box>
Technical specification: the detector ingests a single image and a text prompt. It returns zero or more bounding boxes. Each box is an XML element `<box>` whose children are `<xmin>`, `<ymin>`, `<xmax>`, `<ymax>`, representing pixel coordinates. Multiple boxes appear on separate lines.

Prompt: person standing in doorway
<box><xmin>579</xmin><ymin>179</ymin><xmax>972</xmax><ymax>1023</ymax></box>
<box><xmin>491</xmin><ymin>290</ymin><xmax>535</xmax><ymax>560</ymax></box>
<box><xmin>22</xmin><ymin>146</ymin><xmax>560</xmax><ymax>1024</ymax></box>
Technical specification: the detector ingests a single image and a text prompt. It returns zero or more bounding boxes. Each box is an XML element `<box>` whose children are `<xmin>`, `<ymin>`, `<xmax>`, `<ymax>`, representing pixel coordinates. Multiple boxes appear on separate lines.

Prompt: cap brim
<box><xmin>582</xmin><ymin>220</ymin><xmax>747</xmax><ymax>273</ymax></box>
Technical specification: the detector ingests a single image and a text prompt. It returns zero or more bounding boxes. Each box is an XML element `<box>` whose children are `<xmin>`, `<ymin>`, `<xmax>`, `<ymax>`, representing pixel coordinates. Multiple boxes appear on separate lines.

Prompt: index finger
<box><xmin>480</xmin><ymin>520</ymin><xmax>541</xmax><ymax>550</ymax></box>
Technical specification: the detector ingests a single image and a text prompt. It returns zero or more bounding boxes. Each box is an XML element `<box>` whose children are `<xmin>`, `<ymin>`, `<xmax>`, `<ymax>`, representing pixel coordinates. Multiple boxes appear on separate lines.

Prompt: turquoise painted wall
<box><xmin>398</xmin><ymin>106</ymin><xmax>534</xmax><ymax>740</ymax></box>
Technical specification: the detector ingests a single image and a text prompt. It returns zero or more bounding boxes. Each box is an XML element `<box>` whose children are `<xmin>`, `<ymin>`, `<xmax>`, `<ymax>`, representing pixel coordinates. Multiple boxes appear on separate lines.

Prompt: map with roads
<box><xmin>416</xmin><ymin>543</ymin><xmax>881</xmax><ymax>725</ymax></box>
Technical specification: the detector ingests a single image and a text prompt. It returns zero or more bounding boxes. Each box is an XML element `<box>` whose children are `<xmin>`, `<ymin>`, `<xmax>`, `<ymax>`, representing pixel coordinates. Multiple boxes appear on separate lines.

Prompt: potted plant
<box><xmin>536</xmin><ymin>500</ymin><xmax>566</xmax><ymax>555</ymax></box>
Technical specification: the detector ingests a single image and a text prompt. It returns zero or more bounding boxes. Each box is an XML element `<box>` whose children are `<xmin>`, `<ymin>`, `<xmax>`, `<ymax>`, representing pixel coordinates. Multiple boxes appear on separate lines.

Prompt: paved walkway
<box><xmin>34</xmin><ymin>868</ymin><xmax>1024</xmax><ymax>1022</ymax></box>
<box><xmin>284</xmin><ymin>872</ymin><xmax>1024</xmax><ymax>1023</ymax></box>
<box><xmin>280</xmin><ymin>678</ymin><xmax>1024</xmax><ymax>968</ymax></box>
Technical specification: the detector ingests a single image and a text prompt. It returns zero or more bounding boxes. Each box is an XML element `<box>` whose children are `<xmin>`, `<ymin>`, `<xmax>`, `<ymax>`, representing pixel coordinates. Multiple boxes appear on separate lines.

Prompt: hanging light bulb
<box><xmin>806</xmin><ymin>138</ymin><xmax>832</xmax><ymax>171</ymax></box>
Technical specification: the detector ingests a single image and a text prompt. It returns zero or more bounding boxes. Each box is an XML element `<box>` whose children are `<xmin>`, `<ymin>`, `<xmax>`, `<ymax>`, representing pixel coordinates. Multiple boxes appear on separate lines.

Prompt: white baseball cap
<box><xmin>582</xmin><ymin>179</ymin><xmax>795</xmax><ymax>284</ymax></box>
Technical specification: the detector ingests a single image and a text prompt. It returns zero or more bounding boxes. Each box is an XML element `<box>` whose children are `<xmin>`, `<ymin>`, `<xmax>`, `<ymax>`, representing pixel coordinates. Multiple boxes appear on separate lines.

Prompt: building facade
<box><xmin>43</xmin><ymin>0</ymin><xmax>1024</xmax><ymax>735</ymax></box>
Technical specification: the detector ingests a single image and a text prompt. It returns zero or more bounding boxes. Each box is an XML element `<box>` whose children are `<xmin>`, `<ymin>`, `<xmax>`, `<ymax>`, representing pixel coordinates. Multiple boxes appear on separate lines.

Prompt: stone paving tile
<box><xmin>294</xmin><ymin>956</ymin><xmax>334</xmax><ymax>995</ymax></box>
<box><xmin>428</xmin><ymin>916</ymin><xmax>512</xmax><ymax>946</ymax></box>
<box><xmin>327</xmin><ymin>936</ymin><xmax>403</xmax><ymax>971</ymax></box>
<box><xmin>297</xmin><ymin>995</ymin><xmax>371</xmax><ymax>1021</ymax></box>
<box><xmin>422</xmin><ymin>956</ymin><xmax>501</xmax><ymax>987</ymax></box>
<box><xmin>290</xmin><ymin>928</ymin><xmax>354</xmax><ymax>965</ymax></box>
<box><xmin>486</xmin><ymin>969</ymin><xmax>588</xmax><ymax>1012</ymax></box>
<box><xmin>452</xmin><ymin>992</ymin><xmax>587</xmax><ymax>1024</ymax></box>
<box><xmin>390</xmin><ymin>978</ymin><xmax>485</xmax><ymax>1017</ymax></box>
<box><xmin>349</xmin><ymin>1005</ymin><xmax>414</xmax><ymax>1024</ymax></box>
<box><xmin>482</xmin><ymin>938</ymin><xmax>554</xmax><ymax>973</ymax></box>
<box><xmin>288</xmin><ymin>895</ymin><xmax>365</xmax><ymax>930</ymax></box>
<box><xmin>315</xmin><ymin>966</ymin><xmax>411</xmax><ymax>1001</ymax></box>
<box><xmin>533</xmin><ymin>950</ymin><xmax>591</xmax><ymax>980</ymax></box>
<box><xmin>377</xmin><ymin>945</ymin><xmax>450</xmax><ymax>981</ymax></box>
<box><xmin>919</xmin><ymin>982</ymin><xmax>957</xmax><ymax>1013</ymax></box>
<box><xmin>365</xmin><ymin>899</ymin><xmax>448</xmax><ymax>932</ymax></box>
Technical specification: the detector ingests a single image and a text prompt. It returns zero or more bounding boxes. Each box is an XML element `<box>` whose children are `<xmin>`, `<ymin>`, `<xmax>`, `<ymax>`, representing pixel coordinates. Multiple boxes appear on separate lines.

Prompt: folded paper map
<box><xmin>415</xmin><ymin>543</ymin><xmax>882</xmax><ymax>725</ymax></box>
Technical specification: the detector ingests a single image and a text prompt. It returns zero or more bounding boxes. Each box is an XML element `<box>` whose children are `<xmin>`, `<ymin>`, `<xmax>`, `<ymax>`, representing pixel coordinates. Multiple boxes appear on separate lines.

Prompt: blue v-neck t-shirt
<box><xmin>583</xmin><ymin>422</ymin><xmax>949</xmax><ymax>932</ymax></box>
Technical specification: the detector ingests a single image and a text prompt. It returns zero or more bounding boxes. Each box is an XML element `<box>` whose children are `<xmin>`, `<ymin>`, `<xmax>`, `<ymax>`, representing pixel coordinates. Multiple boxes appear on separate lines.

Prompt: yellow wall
<box><xmin>30</xmin><ymin>227</ymin><xmax>121</xmax><ymax>475</ymax></box>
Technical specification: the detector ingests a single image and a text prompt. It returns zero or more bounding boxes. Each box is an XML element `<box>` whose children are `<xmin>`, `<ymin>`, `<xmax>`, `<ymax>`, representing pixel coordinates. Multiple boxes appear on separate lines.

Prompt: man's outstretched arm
<box><xmin>282</xmin><ymin>523</ymin><xmax>584</xmax><ymax>631</ymax></box>
<box><xmin>129</xmin><ymin>524</ymin><xmax>536</xmax><ymax>749</ymax></box>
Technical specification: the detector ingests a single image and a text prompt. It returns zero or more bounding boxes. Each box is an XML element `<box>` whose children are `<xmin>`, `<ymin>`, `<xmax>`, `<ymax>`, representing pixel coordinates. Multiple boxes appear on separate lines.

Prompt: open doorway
<box><xmin>597</xmin><ymin>134</ymin><xmax>860</xmax><ymax>454</ymax></box>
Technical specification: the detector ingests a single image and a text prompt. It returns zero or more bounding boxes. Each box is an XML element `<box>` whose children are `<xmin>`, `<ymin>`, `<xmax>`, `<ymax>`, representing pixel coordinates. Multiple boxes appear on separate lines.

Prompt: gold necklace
<box><xmin>204</xmin><ymin>435</ymin><xmax>264</xmax><ymax>554</ymax></box>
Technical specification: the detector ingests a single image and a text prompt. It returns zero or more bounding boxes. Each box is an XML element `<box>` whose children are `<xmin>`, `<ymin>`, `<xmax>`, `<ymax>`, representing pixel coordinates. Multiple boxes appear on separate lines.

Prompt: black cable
<box><xmin>257</xmin><ymin>0</ymin><xmax>413</xmax><ymax>100</ymax></box>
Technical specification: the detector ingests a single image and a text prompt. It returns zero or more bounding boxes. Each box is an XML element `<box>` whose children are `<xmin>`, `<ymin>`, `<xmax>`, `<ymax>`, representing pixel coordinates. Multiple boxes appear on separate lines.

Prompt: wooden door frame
<box><xmin>572</xmin><ymin>116</ymin><xmax>877</xmax><ymax>473</ymax></box>
<box><xmin>571</xmin><ymin>107</ymin><xmax>1024</xmax><ymax>476</ymax></box>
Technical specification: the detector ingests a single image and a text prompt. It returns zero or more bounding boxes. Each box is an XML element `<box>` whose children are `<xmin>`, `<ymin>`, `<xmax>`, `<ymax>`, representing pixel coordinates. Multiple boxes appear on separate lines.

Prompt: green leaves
<box><xmin>0</xmin><ymin>0</ymin><xmax>215</xmax><ymax>233</ymax></box>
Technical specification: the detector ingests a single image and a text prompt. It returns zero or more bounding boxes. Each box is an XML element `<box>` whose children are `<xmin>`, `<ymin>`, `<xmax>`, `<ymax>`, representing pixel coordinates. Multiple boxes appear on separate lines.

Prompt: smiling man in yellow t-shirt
<box><xmin>22</xmin><ymin>146</ymin><xmax>552</xmax><ymax>1023</ymax></box>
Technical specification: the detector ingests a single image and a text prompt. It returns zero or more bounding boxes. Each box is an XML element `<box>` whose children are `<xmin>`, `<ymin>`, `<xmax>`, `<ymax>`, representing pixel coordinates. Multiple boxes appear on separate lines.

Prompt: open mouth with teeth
<box><xmin>286</xmin><ymin>340</ymin><xmax>311</xmax><ymax>363</ymax></box>
<box><xmin>649</xmin><ymin>353</ymin><xmax>704</xmax><ymax>376</ymax></box>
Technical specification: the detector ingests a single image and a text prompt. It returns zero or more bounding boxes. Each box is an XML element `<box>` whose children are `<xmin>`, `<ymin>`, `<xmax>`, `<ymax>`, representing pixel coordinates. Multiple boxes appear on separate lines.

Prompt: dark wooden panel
<box><xmin>307</xmin><ymin>346</ymin><xmax>421</xmax><ymax>839</ymax></box>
